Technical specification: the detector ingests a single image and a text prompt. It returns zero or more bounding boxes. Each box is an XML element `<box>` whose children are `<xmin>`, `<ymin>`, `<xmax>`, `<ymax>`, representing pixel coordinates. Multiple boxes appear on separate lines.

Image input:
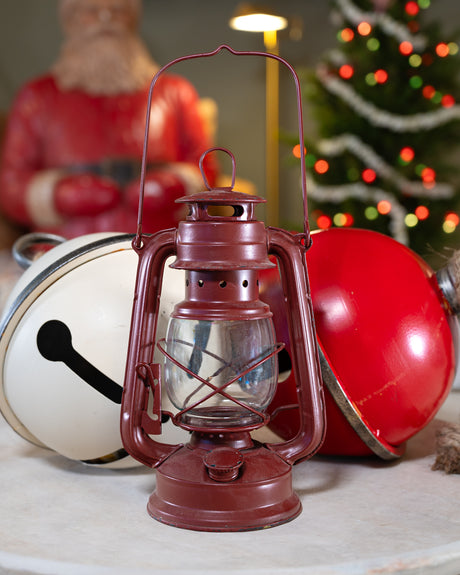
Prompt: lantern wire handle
<box><xmin>134</xmin><ymin>44</ymin><xmax>310</xmax><ymax>249</ymax></box>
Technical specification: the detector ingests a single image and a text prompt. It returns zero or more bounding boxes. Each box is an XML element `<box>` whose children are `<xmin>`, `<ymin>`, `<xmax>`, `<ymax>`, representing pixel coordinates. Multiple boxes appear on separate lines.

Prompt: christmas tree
<box><xmin>288</xmin><ymin>0</ymin><xmax>460</xmax><ymax>264</ymax></box>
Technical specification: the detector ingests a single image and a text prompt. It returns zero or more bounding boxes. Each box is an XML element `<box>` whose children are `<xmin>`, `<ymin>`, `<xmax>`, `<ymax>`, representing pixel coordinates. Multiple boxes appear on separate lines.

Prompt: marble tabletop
<box><xmin>2</xmin><ymin>391</ymin><xmax>460</xmax><ymax>575</ymax></box>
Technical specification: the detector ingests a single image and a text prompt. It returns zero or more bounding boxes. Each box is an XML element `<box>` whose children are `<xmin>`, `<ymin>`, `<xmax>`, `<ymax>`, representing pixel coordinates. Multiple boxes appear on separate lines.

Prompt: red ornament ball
<box><xmin>261</xmin><ymin>228</ymin><xmax>455</xmax><ymax>458</ymax></box>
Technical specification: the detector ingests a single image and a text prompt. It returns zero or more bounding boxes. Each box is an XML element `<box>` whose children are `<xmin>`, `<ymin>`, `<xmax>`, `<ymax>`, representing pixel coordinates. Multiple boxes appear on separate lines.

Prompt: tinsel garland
<box><xmin>306</xmin><ymin>175</ymin><xmax>409</xmax><ymax>244</ymax></box>
<box><xmin>317</xmin><ymin>64</ymin><xmax>460</xmax><ymax>132</ymax></box>
<box><xmin>317</xmin><ymin>133</ymin><xmax>454</xmax><ymax>198</ymax></box>
<box><xmin>336</xmin><ymin>0</ymin><xmax>427</xmax><ymax>51</ymax></box>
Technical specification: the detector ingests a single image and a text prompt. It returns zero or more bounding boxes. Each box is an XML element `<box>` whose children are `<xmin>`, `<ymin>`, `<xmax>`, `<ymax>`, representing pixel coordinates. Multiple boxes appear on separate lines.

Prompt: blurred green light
<box><xmin>415</xmin><ymin>163</ymin><xmax>426</xmax><ymax>176</ymax></box>
<box><xmin>409</xmin><ymin>75</ymin><xmax>423</xmax><ymax>89</ymax></box>
<box><xmin>448</xmin><ymin>42</ymin><xmax>459</xmax><ymax>55</ymax></box>
<box><xmin>305</xmin><ymin>154</ymin><xmax>316</xmax><ymax>167</ymax></box>
<box><xmin>405</xmin><ymin>213</ymin><xmax>418</xmax><ymax>227</ymax></box>
<box><xmin>367</xmin><ymin>38</ymin><xmax>380</xmax><ymax>51</ymax></box>
<box><xmin>365</xmin><ymin>72</ymin><xmax>377</xmax><ymax>86</ymax></box>
<box><xmin>333</xmin><ymin>213</ymin><xmax>347</xmax><ymax>227</ymax></box>
<box><xmin>365</xmin><ymin>206</ymin><xmax>378</xmax><ymax>220</ymax></box>
<box><xmin>444</xmin><ymin>220</ymin><xmax>456</xmax><ymax>233</ymax></box>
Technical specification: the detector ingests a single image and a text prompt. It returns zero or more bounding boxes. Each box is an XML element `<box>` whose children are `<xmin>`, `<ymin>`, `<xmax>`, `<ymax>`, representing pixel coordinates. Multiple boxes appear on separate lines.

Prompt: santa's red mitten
<box><xmin>54</xmin><ymin>174</ymin><xmax>121</xmax><ymax>217</ymax></box>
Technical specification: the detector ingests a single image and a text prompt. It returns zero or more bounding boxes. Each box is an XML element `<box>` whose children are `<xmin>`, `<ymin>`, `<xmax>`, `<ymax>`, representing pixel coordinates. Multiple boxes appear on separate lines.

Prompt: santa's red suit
<box><xmin>0</xmin><ymin>73</ymin><xmax>217</xmax><ymax>238</ymax></box>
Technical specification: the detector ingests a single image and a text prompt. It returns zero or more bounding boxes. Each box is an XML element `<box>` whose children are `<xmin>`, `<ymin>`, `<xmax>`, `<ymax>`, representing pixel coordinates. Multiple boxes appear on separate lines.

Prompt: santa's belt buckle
<box><xmin>67</xmin><ymin>159</ymin><xmax>146</xmax><ymax>186</ymax></box>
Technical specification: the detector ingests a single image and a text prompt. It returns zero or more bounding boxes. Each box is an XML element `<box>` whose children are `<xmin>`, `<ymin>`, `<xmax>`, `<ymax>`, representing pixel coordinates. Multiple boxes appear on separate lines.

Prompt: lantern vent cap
<box><xmin>175</xmin><ymin>189</ymin><xmax>266</xmax><ymax>206</ymax></box>
<box><xmin>175</xmin><ymin>147</ymin><xmax>266</xmax><ymax>222</ymax></box>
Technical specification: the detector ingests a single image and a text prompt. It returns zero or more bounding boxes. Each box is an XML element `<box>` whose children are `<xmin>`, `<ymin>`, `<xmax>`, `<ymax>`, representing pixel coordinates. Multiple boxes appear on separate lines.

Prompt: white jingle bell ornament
<box><xmin>0</xmin><ymin>232</ymin><xmax>187</xmax><ymax>468</ymax></box>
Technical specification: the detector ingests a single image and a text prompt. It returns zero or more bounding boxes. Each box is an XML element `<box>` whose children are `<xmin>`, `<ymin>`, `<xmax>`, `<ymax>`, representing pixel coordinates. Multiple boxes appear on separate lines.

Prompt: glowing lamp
<box><xmin>229</xmin><ymin>4</ymin><xmax>288</xmax><ymax>32</ymax></box>
<box><xmin>120</xmin><ymin>46</ymin><xmax>325</xmax><ymax>531</ymax></box>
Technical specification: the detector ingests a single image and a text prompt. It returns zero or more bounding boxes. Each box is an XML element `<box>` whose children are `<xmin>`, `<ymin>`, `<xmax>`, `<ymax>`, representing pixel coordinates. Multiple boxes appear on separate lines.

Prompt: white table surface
<box><xmin>2</xmin><ymin>391</ymin><xmax>460</xmax><ymax>575</ymax></box>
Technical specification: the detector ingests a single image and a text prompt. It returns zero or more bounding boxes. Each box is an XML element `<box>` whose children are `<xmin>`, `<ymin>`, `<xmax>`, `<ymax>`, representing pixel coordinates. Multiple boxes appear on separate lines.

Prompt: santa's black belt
<box><xmin>65</xmin><ymin>159</ymin><xmax>158</xmax><ymax>187</ymax></box>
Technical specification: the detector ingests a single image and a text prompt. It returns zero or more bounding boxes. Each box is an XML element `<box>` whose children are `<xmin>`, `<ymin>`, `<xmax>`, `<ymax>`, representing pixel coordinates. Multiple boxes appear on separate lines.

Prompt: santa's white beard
<box><xmin>52</xmin><ymin>31</ymin><xmax>158</xmax><ymax>95</ymax></box>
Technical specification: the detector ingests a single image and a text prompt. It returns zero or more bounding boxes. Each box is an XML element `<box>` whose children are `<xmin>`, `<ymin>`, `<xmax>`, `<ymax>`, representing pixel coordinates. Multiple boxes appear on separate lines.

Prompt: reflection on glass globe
<box><xmin>164</xmin><ymin>318</ymin><xmax>278</xmax><ymax>429</ymax></box>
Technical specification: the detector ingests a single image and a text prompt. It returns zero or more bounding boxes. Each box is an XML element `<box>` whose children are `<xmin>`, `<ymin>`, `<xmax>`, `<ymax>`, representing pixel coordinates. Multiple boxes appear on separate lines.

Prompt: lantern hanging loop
<box><xmin>134</xmin><ymin>44</ymin><xmax>310</xmax><ymax>248</ymax></box>
<box><xmin>199</xmin><ymin>147</ymin><xmax>237</xmax><ymax>191</ymax></box>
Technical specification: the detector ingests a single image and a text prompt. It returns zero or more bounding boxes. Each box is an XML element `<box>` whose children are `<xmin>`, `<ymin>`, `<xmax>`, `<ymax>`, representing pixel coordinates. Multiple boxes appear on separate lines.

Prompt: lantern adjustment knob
<box><xmin>204</xmin><ymin>447</ymin><xmax>244</xmax><ymax>482</ymax></box>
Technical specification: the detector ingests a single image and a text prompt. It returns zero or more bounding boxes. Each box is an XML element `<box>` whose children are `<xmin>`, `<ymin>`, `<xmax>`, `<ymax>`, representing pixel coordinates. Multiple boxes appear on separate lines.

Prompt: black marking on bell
<box><xmin>81</xmin><ymin>448</ymin><xmax>130</xmax><ymax>465</ymax></box>
<box><xmin>36</xmin><ymin>319</ymin><xmax>123</xmax><ymax>404</ymax></box>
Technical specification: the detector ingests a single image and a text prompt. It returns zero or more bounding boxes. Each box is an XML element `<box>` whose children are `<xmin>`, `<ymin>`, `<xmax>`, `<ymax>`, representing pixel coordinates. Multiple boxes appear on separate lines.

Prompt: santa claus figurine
<box><xmin>0</xmin><ymin>0</ymin><xmax>217</xmax><ymax>238</ymax></box>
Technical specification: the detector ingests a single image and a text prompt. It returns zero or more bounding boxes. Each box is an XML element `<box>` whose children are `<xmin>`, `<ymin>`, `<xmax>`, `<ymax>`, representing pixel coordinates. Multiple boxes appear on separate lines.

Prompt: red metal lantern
<box><xmin>120</xmin><ymin>46</ymin><xmax>325</xmax><ymax>531</ymax></box>
<box><xmin>263</xmin><ymin>227</ymin><xmax>457</xmax><ymax>459</ymax></box>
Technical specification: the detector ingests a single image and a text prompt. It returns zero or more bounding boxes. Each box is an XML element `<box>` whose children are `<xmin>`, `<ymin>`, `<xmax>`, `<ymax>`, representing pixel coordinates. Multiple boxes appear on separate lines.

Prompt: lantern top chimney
<box><xmin>176</xmin><ymin>146</ymin><xmax>266</xmax><ymax>223</ymax></box>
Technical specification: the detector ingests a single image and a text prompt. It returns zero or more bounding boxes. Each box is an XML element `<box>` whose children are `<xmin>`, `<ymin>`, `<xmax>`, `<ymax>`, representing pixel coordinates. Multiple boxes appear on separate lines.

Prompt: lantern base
<box><xmin>148</xmin><ymin>442</ymin><xmax>301</xmax><ymax>531</ymax></box>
